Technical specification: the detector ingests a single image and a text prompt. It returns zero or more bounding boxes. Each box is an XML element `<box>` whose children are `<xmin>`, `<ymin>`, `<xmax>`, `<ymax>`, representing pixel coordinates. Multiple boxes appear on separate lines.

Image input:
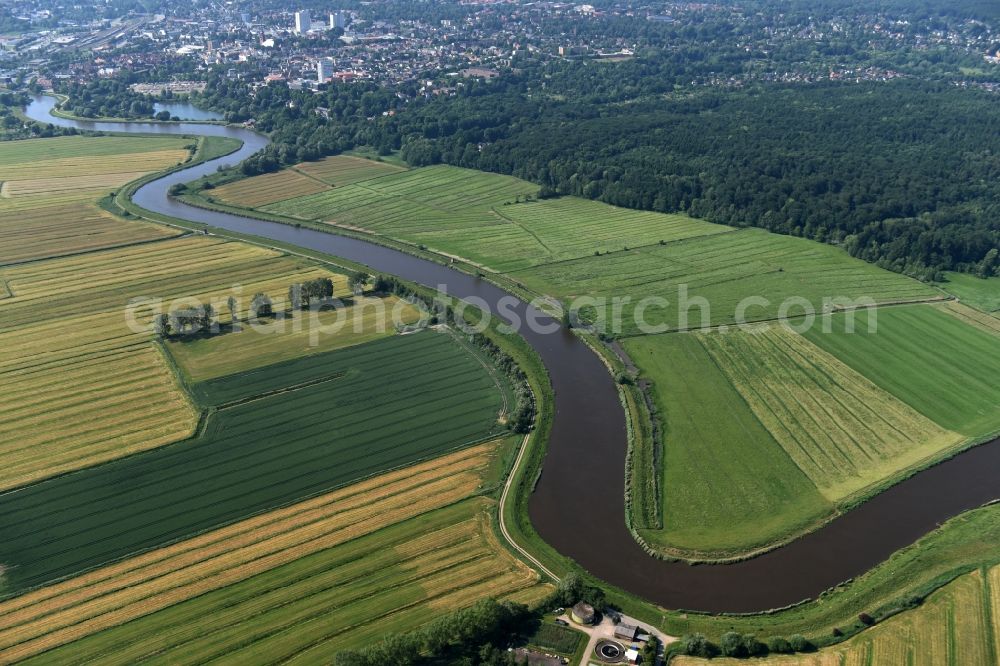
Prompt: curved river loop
<box><xmin>25</xmin><ymin>96</ymin><xmax>1000</xmax><ymax>614</ymax></box>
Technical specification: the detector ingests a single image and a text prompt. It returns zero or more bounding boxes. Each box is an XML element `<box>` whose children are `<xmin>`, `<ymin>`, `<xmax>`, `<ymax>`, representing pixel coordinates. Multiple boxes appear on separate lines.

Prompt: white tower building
<box><xmin>294</xmin><ymin>10</ymin><xmax>311</xmax><ymax>34</ymax></box>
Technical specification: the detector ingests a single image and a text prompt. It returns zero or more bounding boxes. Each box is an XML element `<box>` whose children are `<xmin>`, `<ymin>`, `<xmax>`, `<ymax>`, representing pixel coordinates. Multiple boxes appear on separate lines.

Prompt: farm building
<box><xmin>570</xmin><ymin>601</ymin><xmax>596</xmax><ymax>625</ymax></box>
<box><xmin>614</xmin><ymin>623</ymin><xmax>639</xmax><ymax>641</ymax></box>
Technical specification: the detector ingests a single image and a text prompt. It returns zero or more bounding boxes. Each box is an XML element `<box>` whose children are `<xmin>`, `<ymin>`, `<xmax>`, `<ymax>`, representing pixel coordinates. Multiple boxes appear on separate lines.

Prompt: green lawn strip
<box><xmin>938</xmin><ymin>272</ymin><xmax>1000</xmax><ymax>313</ymax></box>
<box><xmin>20</xmin><ymin>501</ymin><xmax>487</xmax><ymax>665</ymax></box>
<box><xmin>803</xmin><ymin>305</ymin><xmax>1000</xmax><ymax>437</ymax></box>
<box><xmin>0</xmin><ymin>333</ymin><xmax>505</xmax><ymax>594</ymax></box>
<box><xmin>623</xmin><ymin>332</ymin><xmax>832</xmax><ymax>558</ymax></box>
<box><xmin>194</xmin><ymin>136</ymin><xmax>243</xmax><ymax>163</ymax></box>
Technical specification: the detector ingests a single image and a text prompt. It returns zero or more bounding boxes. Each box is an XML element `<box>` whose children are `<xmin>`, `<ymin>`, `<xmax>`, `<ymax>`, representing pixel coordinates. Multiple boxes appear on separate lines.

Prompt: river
<box><xmin>24</xmin><ymin>95</ymin><xmax>1000</xmax><ymax>614</ymax></box>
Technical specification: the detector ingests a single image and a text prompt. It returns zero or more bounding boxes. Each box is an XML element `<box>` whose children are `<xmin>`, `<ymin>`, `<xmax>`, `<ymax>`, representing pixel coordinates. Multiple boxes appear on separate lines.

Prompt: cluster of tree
<box><xmin>153</xmin><ymin>293</ymin><xmax>270</xmax><ymax>339</ymax></box>
<box><xmin>287</xmin><ymin>277</ymin><xmax>334</xmax><ymax>310</ymax></box>
<box><xmin>153</xmin><ymin>304</ymin><xmax>215</xmax><ymax>337</ymax></box>
<box><xmin>332</xmin><ymin>598</ymin><xmax>534</xmax><ymax>666</ymax></box>
<box><xmin>55</xmin><ymin>79</ymin><xmax>158</xmax><ymax>119</ymax></box>
<box><xmin>674</xmin><ymin>631</ymin><xmax>813</xmax><ymax>659</ymax></box>
<box><xmin>546</xmin><ymin>572</ymin><xmax>607</xmax><ymax>612</ymax></box>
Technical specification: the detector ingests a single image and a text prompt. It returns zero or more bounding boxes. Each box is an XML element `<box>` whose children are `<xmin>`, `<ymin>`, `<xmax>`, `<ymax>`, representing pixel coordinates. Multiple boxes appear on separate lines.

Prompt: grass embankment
<box><xmin>600</xmin><ymin>503</ymin><xmax>1000</xmax><ymax>650</ymax></box>
<box><xmin>675</xmin><ymin>563</ymin><xmax>1000</xmax><ymax>665</ymax></box>
<box><xmin>0</xmin><ymin>332</ymin><xmax>507</xmax><ymax>595</ymax></box>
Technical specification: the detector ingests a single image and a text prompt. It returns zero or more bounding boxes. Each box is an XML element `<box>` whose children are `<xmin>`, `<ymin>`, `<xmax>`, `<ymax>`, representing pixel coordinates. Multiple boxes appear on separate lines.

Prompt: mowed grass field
<box><xmin>941</xmin><ymin>301</ymin><xmax>1000</xmax><ymax>337</ymax></box>
<box><xmin>0</xmin><ymin>236</ymin><xmax>345</xmax><ymax>490</ymax></box>
<box><xmin>626</xmin><ymin>319</ymin><xmax>985</xmax><ymax>555</ymax></box>
<box><xmin>211</xmin><ymin>155</ymin><xmax>406</xmax><ymax>208</ymax></box>
<box><xmin>0</xmin><ymin>331</ymin><xmax>506</xmax><ymax>595</ymax></box>
<box><xmin>0</xmin><ymin>135</ymin><xmax>191</xmax><ymax>264</ymax></box>
<box><xmin>676</xmin><ymin>565</ymin><xmax>1000</xmax><ymax>666</ymax></box>
<box><xmin>517</xmin><ymin>229</ymin><xmax>939</xmax><ymax>334</ymax></box>
<box><xmin>168</xmin><ymin>294</ymin><xmax>424</xmax><ymax>382</ymax></box>
<box><xmin>0</xmin><ymin>444</ymin><xmax>549</xmax><ymax>663</ymax></box>
<box><xmin>803</xmin><ymin>305</ymin><xmax>1000</xmax><ymax>437</ymax></box>
<box><xmin>625</xmin><ymin>333</ymin><xmax>832</xmax><ymax>555</ymax></box>
<box><xmin>258</xmin><ymin>163</ymin><xmax>724</xmax><ymax>272</ymax></box>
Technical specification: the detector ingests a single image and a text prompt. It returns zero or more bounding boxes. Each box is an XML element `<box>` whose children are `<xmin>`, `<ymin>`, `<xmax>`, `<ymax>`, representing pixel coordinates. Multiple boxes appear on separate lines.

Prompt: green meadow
<box><xmin>803</xmin><ymin>305</ymin><xmax>1000</xmax><ymax>437</ymax></box>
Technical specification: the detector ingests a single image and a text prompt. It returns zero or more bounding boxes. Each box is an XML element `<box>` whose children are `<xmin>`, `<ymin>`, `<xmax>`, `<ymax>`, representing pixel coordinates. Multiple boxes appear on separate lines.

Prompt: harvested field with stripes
<box><xmin>0</xmin><ymin>135</ymin><xmax>190</xmax><ymax>264</ymax></box>
<box><xmin>0</xmin><ymin>236</ymin><xmax>342</xmax><ymax>489</ymax></box>
<box><xmin>676</xmin><ymin>565</ymin><xmax>1000</xmax><ymax>666</ymax></box>
<box><xmin>0</xmin><ymin>331</ymin><xmax>506</xmax><ymax>594</ymax></box>
<box><xmin>699</xmin><ymin>325</ymin><xmax>962</xmax><ymax>501</ymax></box>
<box><xmin>0</xmin><ymin>443</ymin><xmax>546</xmax><ymax>663</ymax></box>
<box><xmin>292</xmin><ymin>153</ymin><xmax>406</xmax><ymax>185</ymax></box>
<box><xmin>211</xmin><ymin>169</ymin><xmax>328</xmax><ymax>208</ymax></box>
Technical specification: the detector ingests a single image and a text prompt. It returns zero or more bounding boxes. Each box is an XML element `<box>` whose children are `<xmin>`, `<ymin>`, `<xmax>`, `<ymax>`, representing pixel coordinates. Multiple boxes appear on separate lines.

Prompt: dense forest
<box><xmin>191</xmin><ymin>72</ymin><xmax>999</xmax><ymax>280</ymax></box>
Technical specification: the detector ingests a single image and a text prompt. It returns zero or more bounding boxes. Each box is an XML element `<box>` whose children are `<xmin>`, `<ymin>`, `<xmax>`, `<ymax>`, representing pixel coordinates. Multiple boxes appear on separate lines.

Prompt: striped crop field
<box><xmin>803</xmin><ymin>305</ymin><xmax>1000</xmax><ymax>437</ymax></box>
<box><xmin>698</xmin><ymin>325</ymin><xmax>962</xmax><ymax>501</ymax></box>
<box><xmin>517</xmin><ymin>228</ymin><xmax>940</xmax><ymax>334</ymax></box>
<box><xmin>11</xmin><ymin>498</ymin><xmax>547</xmax><ymax>665</ymax></box>
<box><xmin>211</xmin><ymin>169</ymin><xmax>329</xmax><ymax>208</ymax></box>
<box><xmin>0</xmin><ymin>135</ymin><xmax>191</xmax><ymax>263</ymax></box>
<box><xmin>676</xmin><ymin>565</ymin><xmax>1000</xmax><ymax>666</ymax></box>
<box><xmin>167</xmin><ymin>294</ymin><xmax>423</xmax><ymax>382</ymax></box>
<box><xmin>0</xmin><ymin>443</ymin><xmax>546</xmax><ymax>663</ymax></box>
<box><xmin>0</xmin><ymin>331</ymin><xmax>506</xmax><ymax>595</ymax></box>
<box><xmin>624</xmin><ymin>332</ymin><xmax>832</xmax><ymax>555</ymax></box>
<box><xmin>292</xmin><ymin>153</ymin><xmax>407</xmax><ymax>185</ymax></box>
<box><xmin>0</xmin><ymin>345</ymin><xmax>197</xmax><ymax>492</ymax></box>
<box><xmin>0</xmin><ymin>236</ymin><xmax>342</xmax><ymax>489</ymax></box>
